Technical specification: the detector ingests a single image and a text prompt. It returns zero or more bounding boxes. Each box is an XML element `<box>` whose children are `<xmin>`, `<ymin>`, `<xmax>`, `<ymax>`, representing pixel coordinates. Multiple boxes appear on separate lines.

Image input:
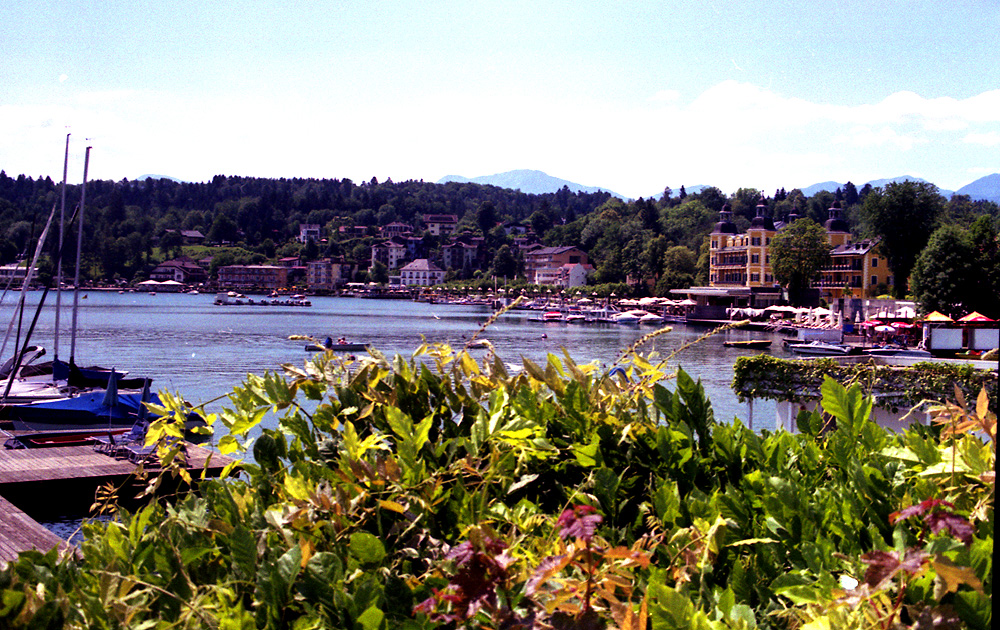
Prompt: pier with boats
<box><xmin>0</xmin><ymin>139</ymin><xmax>235</xmax><ymax>565</ymax></box>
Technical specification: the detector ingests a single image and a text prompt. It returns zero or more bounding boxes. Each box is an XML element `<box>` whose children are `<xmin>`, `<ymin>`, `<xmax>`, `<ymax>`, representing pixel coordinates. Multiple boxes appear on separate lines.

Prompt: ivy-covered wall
<box><xmin>732</xmin><ymin>355</ymin><xmax>997</xmax><ymax>408</ymax></box>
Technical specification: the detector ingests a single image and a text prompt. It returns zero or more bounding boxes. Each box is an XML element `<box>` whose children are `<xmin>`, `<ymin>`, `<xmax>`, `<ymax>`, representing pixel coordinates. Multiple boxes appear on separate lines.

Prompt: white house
<box><xmin>399</xmin><ymin>259</ymin><xmax>445</xmax><ymax>287</ymax></box>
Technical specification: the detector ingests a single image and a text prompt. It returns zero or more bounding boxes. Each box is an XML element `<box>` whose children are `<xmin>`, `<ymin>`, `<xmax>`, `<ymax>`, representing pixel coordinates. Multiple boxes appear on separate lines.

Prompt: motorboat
<box><xmin>306</xmin><ymin>338</ymin><xmax>369</xmax><ymax>352</ymax></box>
<box><xmin>542</xmin><ymin>311</ymin><xmax>564</xmax><ymax>322</ymax></box>
<box><xmin>639</xmin><ymin>312</ymin><xmax>665</xmax><ymax>325</ymax></box>
<box><xmin>789</xmin><ymin>341</ymin><xmax>852</xmax><ymax>356</ymax></box>
<box><xmin>723</xmin><ymin>339</ymin><xmax>772</xmax><ymax>350</ymax></box>
<box><xmin>614</xmin><ymin>311</ymin><xmax>642</xmax><ymax>325</ymax></box>
<box><xmin>862</xmin><ymin>346</ymin><xmax>933</xmax><ymax>359</ymax></box>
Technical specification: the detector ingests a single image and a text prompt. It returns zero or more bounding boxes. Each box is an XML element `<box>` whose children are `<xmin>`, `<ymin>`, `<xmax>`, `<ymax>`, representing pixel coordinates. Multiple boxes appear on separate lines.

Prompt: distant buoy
<box><xmin>541</xmin><ymin>333</ymin><xmax>548</xmax><ymax>339</ymax></box>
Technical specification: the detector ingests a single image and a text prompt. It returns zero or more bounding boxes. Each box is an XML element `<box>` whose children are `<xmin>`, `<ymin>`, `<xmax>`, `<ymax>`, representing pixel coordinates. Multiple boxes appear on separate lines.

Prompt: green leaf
<box><xmin>276</xmin><ymin>545</ymin><xmax>303</xmax><ymax>595</ymax></box>
<box><xmin>350</xmin><ymin>532</ymin><xmax>386</xmax><ymax>565</ymax></box>
<box><xmin>0</xmin><ymin>590</ymin><xmax>25</xmax><ymax>618</ymax></box>
<box><xmin>593</xmin><ymin>467</ymin><xmax>620</xmax><ymax>517</ymax></box>
<box><xmin>357</xmin><ymin>606</ymin><xmax>385</xmax><ymax>630</ymax></box>
<box><xmin>180</xmin><ymin>545</ymin><xmax>215</xmax><ymax>565</ymax></box>
<box><xmin>572</xmin><ymin>438</ymin><xmax>601</xmax><ymax>467</ymax></box>
<box><xmin>648</xmin><ymin>579</ymin><xmax>694</xmax><ymax>629</ymax></box>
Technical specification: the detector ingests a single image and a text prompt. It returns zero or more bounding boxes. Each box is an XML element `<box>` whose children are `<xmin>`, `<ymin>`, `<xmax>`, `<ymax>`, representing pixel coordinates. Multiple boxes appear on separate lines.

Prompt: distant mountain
<box><xmin>799</xmin><ymin>176</ymin><xmax>955</xmax><ymax>199</ymax></box>
<box><xmin>799</xmin><ymin>181</ymin><xmax>844</xmax><ymax>197</ymax></box>
<box><xmin>955</xmin><ymin>173</ymin><xmax>1000</xmax><ymax>204</ymax></box>
<box><xmin>134</xmin><ymin>174</ymin><xmax>183</xmax><ymax>182</ymax></box>
<box><xmin>438</xmin><ymin>170</ymin><xmax>624</xmax><ymax>198</ymax></box>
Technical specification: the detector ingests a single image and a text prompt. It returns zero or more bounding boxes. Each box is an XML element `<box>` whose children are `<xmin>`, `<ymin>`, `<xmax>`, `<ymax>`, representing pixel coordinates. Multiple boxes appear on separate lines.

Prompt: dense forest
<box><xmin>1</xmin><ymin>170</ymin><xmax>998</xmax><ymax>308</ymax></box>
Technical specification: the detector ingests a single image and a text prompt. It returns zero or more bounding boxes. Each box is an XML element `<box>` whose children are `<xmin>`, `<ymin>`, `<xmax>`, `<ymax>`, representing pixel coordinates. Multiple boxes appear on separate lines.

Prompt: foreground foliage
<box><xmin>0</xmin><ymin>343</ymin><xmax>993</xmax><ymax>629</ymax></box>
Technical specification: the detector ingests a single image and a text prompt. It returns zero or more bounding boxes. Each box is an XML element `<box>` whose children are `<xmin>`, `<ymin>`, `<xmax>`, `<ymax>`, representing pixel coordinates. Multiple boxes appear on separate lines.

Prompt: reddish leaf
<box><xmin>557</xmin><ymin>505</ymin><xmax>603</xmax><ymax>542</ymax></box>
<box><xmin>924</xmin><ymin>511</ymin><xmax>974</xmax><ymax>546</ymax></box>
<box><xmin>861</xmin><ymin>549</ymin><xmax>929</xmax><ymax>588</ymax></box>
<box><xmin>890</xmin><ymin>498</ymin><xmax>954</xmax><ymax>524</ymax></box>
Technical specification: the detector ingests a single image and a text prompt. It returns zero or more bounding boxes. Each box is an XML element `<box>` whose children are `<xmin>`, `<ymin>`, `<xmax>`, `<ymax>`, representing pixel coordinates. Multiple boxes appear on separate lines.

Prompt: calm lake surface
<box><xmin>5</xmin><ymin>290</ymin><xmax>796</xmax><ymax>540</ymax></box>
<box><xmin>3</xmin><ymin>290</ymin><xmax>791</xmax><ymax>431</ymax></box>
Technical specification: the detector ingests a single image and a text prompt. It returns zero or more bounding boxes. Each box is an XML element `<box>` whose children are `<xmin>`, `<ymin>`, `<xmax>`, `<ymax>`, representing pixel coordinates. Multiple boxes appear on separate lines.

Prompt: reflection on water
<box><xmin>39</xmin><ymin>514</ymin><xmax>113</xmax><ymax>546</ymax></box>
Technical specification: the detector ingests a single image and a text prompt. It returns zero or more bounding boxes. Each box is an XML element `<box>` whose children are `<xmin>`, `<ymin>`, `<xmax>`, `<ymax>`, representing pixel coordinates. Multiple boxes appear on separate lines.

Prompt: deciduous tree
<box><xmin>860</xmin><ymin>181</ymin><xmax>945</xmax><ymax>298</ymax></box>
<box><xmin>910</xmin><ymin>225</ymin><xmax>974</xmax><ymax>318</ymax></box>
<box><xmin>768</xmin><ymin>218</ymin><xmax>831</xmax><ymax>304</ymax></box>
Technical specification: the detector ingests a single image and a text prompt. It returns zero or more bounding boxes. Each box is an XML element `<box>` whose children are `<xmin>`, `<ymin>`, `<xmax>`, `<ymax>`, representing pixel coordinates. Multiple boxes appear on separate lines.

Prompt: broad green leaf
<box><xmin>357</xmin><ymin>606</ymin><xmax>384</xmax><ymax>630</ymax></box>
<box><xmin>572</xmin><ymin>438</ymin><xmax>601</xmax><ymax>467</ymax></box>
<box><xmin>350</xmin><ymin>532</ymin><xmax>386</xmax><ymax>565</ymax></box>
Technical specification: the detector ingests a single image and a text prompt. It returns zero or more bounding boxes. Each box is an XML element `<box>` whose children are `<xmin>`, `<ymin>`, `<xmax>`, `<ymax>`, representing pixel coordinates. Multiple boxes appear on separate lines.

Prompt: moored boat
<box><xmin>614</xmin><ymin>311</ymin><xmax>642</xmax><ymax>324</ymax></box>
<box><xmin>639</xmin><ymin>312</ymin><xmax>665</xmax><ymax>325</ymax></box>
<box><xmin>305</xmin><ymin>337</ymin><xmax>369</xmax><ymax>352</ymax></box>
<box><xmin>723</xmin><ymin>339</ymin><xmax>772</xmax><ymax>350</ymax></box>
<box><xmin>789</xmin><ymin>341</ymin><xmax>852</xmax><ymax>356</ymax></box>
<box><xmin>862</xmin><ymin>346</ymin><xmax>933</xmax><ymax>359</ymax></box>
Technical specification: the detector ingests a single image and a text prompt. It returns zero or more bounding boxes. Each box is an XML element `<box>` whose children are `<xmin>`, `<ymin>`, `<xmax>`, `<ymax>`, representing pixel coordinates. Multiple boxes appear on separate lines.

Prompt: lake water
<box><xmin>5</xmin><ymin>290</ymin><xmax>793</xmax><ymax>541</ymax></box>
<box><xmin>3</xmin><ymin>290</ymin><xmax>787</xmax><ymax>429</ymax></box>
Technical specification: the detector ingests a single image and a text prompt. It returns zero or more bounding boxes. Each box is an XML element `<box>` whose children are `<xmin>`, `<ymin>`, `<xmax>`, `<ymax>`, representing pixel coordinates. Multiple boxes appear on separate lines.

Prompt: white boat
<box><xmin>639</xmin><ymin>312</ymin><xmax>665</xmax><ymax>325</ymax></box>
<box><xmin>789</xmin><ymin>341</ymin><xmax>852</xmax><ymax>356</ymax></box>
<box><xmin>542</xmin><ymin>311</ymin><xmax>564</xmax><ymax>322</ymax></box>
<box><xmin>862</xmin><ymin>346</ymin><xmax>933</xmax><ymax>359</ymax></box>
<box><xmin>614</xmin><ymin>311</ymin><xmax>642</xmax><ymax>324</ymax></box>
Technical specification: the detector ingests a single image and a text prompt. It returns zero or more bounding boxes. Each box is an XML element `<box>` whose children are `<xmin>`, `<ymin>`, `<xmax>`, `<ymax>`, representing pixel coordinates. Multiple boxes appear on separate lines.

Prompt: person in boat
<box><xmin>324</xmin><ymin>337</ymin><xmax>334</xmax><ymax>349</ymax></box>
<box><xmin>338</xmin><ymin>337</ymin><xmax>347</xmax><ymax>345</ymax></box>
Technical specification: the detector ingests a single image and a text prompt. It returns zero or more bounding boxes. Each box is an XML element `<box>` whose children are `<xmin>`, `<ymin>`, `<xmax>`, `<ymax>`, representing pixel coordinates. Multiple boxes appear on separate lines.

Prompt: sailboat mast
<box><xmin>53</xmin><ymin>133</ymin><xmax>70</xmax><ymax>364</ymax></box>
<box><xmin>69</xmin><ymin>145</ymin><xmax>90</xmax><ymax>365</ymax></box>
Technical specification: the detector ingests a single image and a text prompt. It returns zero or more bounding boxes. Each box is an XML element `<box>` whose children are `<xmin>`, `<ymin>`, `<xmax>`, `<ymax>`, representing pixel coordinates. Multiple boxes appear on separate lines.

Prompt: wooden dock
<box><xmin>0</xmin><ymin>444</ymin><xmax>234</xmax><ymax>566</ymax></box>
<box><xmin>0</xmin><ymin>495</ymin><xmax>73</xmax><ymax>566</ymax></box>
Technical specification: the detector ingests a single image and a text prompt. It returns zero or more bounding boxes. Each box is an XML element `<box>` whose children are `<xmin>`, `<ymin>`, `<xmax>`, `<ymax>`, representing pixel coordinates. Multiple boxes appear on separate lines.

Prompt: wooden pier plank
<box><xmin>0</xmin><ymin>443</ymin><xmax>235</xmax><ymax>566</ymax></box>
<box><xmin>0</xmin><ymin>495</ymin><xmax>72</xmax><ymax>566</ymax></box>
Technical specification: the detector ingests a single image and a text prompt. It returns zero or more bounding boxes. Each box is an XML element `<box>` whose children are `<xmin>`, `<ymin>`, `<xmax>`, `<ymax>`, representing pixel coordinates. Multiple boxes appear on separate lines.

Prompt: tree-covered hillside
<box><xmin>1</xmin><ymin>170</ymin><xmax>997</xmax><ymax>307</ymax></box>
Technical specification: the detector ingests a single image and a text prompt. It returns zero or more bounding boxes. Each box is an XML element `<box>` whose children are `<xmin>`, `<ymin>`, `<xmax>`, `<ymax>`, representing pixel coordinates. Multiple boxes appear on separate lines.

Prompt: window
<box><xmin>765</xmin><ymin>238</ymin><xmax>770</xmax><ymax>245</ymax></box>
<box><xmin>751</xmin><ymin>237</ymin><xmax>761</xmax><ymax>246</ymax></box>
<box><xmin>711</xmin><ymin>239</ymin><xmax>718</xmax><ymax>249</ymax></box>
<box><xmin>871</xmin><ymin>276</ymin><xmax>877</xmax><ymax>286</ymax></box>
<box><xmin>871</xmin><ymin>257</ymin><xmax>878</xmax><ymax>267</ymax></box>
<box><xmin>751</xmin><ymin>254</ymin><xmax>759</xmax><ymax>264</ymax></box>
<box><xmin>750</xmin><ymin>273</ymin><xmax>760</xmax><ymax>282</ymax></box>
<box><xmin>765</xmin><ymin>255</ymin><xmax>770</xmax><ymax>264</ymax></box>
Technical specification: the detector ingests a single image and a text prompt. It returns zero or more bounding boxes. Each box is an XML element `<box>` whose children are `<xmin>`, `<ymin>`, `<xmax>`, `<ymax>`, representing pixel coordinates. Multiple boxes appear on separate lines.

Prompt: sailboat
<box><xmin>0</xmin><ymin>143</ymin><xmax>169</xmax><ymax>439</ymax></box>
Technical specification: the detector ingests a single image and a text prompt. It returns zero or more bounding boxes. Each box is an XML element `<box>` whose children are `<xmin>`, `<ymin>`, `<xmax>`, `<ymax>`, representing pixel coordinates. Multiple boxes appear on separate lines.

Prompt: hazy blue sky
<box><xmin>3</xmin><ymin>0</ymin><xmax>998</xmax><ymax>197</ymax></box>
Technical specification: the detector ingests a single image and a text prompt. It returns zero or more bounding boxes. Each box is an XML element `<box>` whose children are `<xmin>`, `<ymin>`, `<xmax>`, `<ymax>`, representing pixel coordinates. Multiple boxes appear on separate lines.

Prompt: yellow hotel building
<box><xmin>709</xmin><ymin>198</ymin><xmax>893</xmax><ymax>301</ymax></box>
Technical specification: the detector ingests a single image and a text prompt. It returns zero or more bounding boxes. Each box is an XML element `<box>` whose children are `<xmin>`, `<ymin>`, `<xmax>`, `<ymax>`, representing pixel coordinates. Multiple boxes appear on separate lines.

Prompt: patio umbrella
<box><xmin>893</xmin><ymin>322</ymin><xmax>915</xmax><ymax>329</ymax></box>
<box><xmin>874</xmin><ymin>325</ymin><xmax>895</xmax><ymax>333</ymax></box>
<box><xmin>958</xmin><ymin>311</ymin><xmax>995</xmax><ymax>322</ymax></box>
<box><xmin>923</xmin><ymin>311</ymin><xmax>954</xmax><ymax>322</ymax></box>
<box><xmin>860</xmin><ymin>319</ymin><xmax>883</xmax><ymax>327</ymax></box>
<box><xmin>101</xmin><ymin>368</ymin><xmax>120</xmax><ymax>409</ymax></box>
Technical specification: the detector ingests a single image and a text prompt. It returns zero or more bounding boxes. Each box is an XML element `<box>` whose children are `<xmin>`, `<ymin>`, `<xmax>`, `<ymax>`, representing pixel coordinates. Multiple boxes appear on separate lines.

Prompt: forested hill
<box><xmin>0</xmin><ymin>171</ymin><xmax>611</xmax><ymax>247</ymax></box>
<box><xmin>2</xmin><ymin>169</ymin><xmax>997</xmax><ymax>306</ymax></box>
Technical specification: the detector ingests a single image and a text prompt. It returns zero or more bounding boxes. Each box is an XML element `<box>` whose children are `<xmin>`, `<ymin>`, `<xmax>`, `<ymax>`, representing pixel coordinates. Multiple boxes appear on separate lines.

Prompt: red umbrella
<box><xmin>893</xmin><ymin>322</ymin><xmax>915</xmax><ymax>329</ymax></box>
<box><xmin>860</xmin><ymin>320</ymin><xmax>883</xmax><ymax>327</ymax></box>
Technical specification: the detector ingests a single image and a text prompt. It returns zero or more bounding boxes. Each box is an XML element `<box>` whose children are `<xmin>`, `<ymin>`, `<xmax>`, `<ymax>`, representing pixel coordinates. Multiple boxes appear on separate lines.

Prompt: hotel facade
<box><xmin>709</xmin><ymin>198</ymin><xmax>893</xmax><ymax>301</ymax></box>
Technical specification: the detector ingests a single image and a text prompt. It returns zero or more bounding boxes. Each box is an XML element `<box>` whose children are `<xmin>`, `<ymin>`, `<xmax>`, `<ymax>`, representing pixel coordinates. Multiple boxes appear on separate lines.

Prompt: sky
<box><xmin>2</xmin><ymin>0</ymin><xmax>999</xmax><ymax>199</ymax></box>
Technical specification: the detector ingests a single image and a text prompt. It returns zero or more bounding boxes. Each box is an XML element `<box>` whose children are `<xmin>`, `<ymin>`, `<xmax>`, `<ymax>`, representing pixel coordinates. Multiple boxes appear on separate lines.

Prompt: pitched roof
<box><xmin>401</xmin><ymin>259</ymin><xmax>444</xmax><ymax>272</ymax></box>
